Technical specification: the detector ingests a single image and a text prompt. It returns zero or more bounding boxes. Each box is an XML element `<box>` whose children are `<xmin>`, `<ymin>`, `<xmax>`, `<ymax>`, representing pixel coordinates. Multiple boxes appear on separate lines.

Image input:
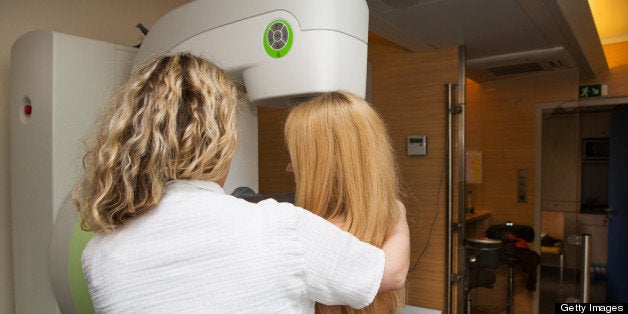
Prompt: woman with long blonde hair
<box><xmin>284</xmin><ymin>91</ymin><xmax>409</xmax><ymax>314</ymax></box>
<box><xmin>74</xmin><ymin>53</ymin><xmax>410</xmax><ymax>313</ymax></box>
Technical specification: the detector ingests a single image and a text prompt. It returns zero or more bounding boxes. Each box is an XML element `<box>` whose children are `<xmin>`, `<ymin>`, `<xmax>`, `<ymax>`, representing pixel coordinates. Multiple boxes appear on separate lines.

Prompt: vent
<box><xmin>487</xmin><ymin>62</ymin><xmax>545</xmax><ymax>76</ymax></box>
<box><xmin>467</xmin><ymin>47</ymin><xmax>575</xmax><ymax>82</ymax></box>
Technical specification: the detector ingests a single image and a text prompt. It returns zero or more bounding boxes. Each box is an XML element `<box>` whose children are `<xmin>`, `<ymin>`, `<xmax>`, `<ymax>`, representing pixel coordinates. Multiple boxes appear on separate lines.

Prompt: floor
<box><xmin>539</xmin><ymin>266</ymin><xmax>607</xmax><ymax>314</ymax></box>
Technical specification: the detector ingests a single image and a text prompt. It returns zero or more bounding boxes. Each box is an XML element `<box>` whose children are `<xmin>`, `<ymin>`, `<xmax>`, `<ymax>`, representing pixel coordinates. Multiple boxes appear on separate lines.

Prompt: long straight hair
<box><xmin>284</xmin><ymin>91</ymin><xmax>405</xmax><ymax>313</ymax></box>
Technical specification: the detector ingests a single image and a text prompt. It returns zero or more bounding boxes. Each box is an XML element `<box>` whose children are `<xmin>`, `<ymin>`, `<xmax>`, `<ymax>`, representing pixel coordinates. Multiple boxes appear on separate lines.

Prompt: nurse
<box><xmin>73</xmin><ymin>53</ymin><xmax>410</xmax><ymax>313</ymax></box>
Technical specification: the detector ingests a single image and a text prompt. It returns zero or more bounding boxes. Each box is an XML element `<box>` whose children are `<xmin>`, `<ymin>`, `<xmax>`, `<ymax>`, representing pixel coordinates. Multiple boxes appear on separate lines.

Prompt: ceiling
<box><xmin>589</xmin><ymin>0</ymin><xmax>628</xmax><ymax>44</ymax></box>
<box><xmin>366</xmin><ymin>0</ymin><xmax>627</xmax><ymax>81</ymax></box>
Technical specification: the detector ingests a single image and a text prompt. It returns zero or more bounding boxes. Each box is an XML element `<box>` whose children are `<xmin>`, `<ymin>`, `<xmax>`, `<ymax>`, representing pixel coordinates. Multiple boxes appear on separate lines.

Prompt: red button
<box><xmin>24</xmin><ymin>104</ymin><xmax>32</xmax><ymax>116</ymax></box>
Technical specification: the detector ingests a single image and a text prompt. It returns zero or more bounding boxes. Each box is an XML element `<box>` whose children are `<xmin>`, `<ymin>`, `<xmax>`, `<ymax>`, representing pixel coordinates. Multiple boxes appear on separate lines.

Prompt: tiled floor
<box><xmin>539</xmin><ymin>266</ymin><xmax>606</xmax><ymax>314</ymax></box>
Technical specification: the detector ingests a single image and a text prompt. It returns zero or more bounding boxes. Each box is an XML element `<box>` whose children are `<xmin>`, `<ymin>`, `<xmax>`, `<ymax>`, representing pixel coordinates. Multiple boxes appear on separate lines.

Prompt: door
<box><xmin>607</xmin><ymin>109</ymin><xmax>628</xmax><ymax>302</ymax></box>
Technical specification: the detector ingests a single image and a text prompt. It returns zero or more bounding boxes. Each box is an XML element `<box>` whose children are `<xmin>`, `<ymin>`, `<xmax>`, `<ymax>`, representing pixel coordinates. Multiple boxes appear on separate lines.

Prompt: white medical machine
<box><xmin>10</xmin><ymin>0</ymin><xmax>368</xmax><ymax>313</ymax></box>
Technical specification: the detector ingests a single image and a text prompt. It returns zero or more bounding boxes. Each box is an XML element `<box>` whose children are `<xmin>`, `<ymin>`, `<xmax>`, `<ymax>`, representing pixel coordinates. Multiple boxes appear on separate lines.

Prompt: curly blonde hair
<box><xmin>73</xmin><ymin>53</ymin><xmax>241</xmax><ymax>232</ymax></box>
<box><xmin>284</xmin><ymin>91</ymin><xmax>406</xmax><ymax>314</ymax></box>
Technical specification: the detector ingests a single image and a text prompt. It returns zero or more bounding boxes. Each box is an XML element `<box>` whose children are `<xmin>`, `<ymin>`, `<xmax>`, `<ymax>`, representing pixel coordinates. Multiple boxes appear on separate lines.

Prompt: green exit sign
<box><xmin>579</xmin><ymin>83</ymin><xmax>608</xmax><ymax>98</ymax></box>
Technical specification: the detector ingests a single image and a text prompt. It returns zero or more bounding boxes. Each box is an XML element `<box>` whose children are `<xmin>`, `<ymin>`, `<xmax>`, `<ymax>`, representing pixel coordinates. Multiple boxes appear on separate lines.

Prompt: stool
<box><xmin>464</xmin><ymin>238</ymin><xmax>501</xmax><ymax>314</ymax></box>
<box><xmin>486</xmin><ymin>222</ymin><xmax>537</xmax><ymax>314</ymax></box>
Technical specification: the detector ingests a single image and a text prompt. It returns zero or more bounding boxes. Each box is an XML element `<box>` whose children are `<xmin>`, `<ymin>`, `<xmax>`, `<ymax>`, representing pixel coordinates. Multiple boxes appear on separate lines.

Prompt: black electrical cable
<box><xmin>136</xmin><ymin>23</ymin><xmax>149</xmax><ymax>35</ymax></box>
<box><xmin>408</xmin><ymin>135</ymin><xmax>447</xmax><ymax>274</ymax></box>
<box><xmin>134</xmin><ymin>23</ymin><xmax>150</xmax><ymax>48</ymax></box>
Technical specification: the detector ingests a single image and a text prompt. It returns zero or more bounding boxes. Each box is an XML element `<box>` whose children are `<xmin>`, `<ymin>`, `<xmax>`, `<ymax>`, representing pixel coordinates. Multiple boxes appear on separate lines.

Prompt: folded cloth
<box><xmin>507</xmin><ymin>233</ymin><xmax>529</xmax><ymax>249</ymax></box>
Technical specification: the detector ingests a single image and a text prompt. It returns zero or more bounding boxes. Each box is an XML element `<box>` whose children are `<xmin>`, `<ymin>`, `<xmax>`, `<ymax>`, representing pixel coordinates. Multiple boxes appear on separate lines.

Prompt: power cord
<box><xmin>408</xmin><ymin>137</ymin><xmax>447</xmax><ymax>274</ymax></box>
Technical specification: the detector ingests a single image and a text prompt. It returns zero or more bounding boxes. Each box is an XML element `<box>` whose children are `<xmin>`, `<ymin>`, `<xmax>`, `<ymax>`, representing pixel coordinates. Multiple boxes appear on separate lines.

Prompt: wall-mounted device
<box><xmin>407</xmin><ymin>135</ymin><xmax>427</xmax><ymax>156</ymax></box>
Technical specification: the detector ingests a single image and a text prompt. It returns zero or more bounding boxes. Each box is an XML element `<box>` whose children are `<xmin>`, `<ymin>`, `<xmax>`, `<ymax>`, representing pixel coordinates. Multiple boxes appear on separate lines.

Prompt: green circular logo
<box><xmin>264</xmin><ymin>19</ymin><xmax>293</xmax><ymax>58</ymax></box>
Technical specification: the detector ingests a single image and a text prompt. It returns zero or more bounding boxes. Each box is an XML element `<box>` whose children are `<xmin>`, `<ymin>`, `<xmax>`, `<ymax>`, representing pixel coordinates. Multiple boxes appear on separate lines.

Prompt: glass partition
<box><xmin>537</xmin><ymin>100</ymin><xmax>628</xmax><ymax>309</ymax></box>
<box><xmin>462</xmin><ymin>69</ymin><xmax>582</xmax><ymax>313</ymax></box>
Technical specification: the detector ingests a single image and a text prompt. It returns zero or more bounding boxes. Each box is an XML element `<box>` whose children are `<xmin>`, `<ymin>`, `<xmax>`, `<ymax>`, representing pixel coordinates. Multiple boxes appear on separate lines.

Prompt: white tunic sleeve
<box><xmin>292</xmin><ymin>205</ymin><xmax>385</xmax><ymax>309</ymax></box>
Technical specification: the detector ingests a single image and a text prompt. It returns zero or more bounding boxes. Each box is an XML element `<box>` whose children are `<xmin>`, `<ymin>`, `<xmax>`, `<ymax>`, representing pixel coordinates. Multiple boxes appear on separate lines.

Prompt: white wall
<box><xmin>0</xmin><ymin>1</ymin><xmax>192</xmax><ymax>312</ymax></box>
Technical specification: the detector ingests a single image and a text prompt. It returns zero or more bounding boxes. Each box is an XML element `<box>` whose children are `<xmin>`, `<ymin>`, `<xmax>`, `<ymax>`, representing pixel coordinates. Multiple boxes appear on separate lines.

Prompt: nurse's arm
<box><xmin>379</xmin><ymin>201</ymin><xmax>410</xmax><ymax>292</ymax></box>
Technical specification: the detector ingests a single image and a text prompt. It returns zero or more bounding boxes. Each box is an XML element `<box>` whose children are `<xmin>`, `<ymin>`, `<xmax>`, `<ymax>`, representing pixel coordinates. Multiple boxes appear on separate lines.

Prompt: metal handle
<box><xmin>445</xmin><ymin>82</ymin><xmax>454</xmax><ymax>314</ymax></box>
<box><xmin>581</xmin><ymin>234</ymin><xmax>591</xmax><ymax>302</ymax></box>
<box><xmin>565</xmin><ymin>233</ymin><xmax>592</xmax><ymax>302</ymax></box>
<box><xmin>605</xmin><ymin>208</ymin><xmax>615</xmax><ymax>224</ymax></box>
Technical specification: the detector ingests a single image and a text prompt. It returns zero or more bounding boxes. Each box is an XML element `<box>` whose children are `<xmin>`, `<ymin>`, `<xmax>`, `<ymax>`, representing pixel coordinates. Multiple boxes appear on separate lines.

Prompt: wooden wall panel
<box><xmin>466</xmin><ymin>69</ymin><xmax>579</xmax><ymax>229</ymax></box>
<box><xmin>368</xmin><ymin>33</ymin><xmax>459</xmax><ymax>311</ymax></box>
<box><xmin>258</xmin><ymin>106</ymin><xmax>294</xmax><ymax>194</ymax></box>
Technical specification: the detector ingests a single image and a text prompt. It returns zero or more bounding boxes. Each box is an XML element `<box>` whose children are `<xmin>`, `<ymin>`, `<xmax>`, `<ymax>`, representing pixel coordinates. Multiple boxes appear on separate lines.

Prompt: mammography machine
<box><xmin>10</xmin><ymin>0</ymin><xmax>368</xmax><ymax>312</ymax></box>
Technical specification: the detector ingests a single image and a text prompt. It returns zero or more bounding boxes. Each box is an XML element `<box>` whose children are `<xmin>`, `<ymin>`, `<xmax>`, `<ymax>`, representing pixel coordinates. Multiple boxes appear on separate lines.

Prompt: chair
<box><xmin>486</xmin><ymin>222</ymin><xmax>539</xmax><ymax>314</ymax></box>
<box><xmin>540</xmin><ymin>211</ymin><xmax>565</xmax><ymax>286</ymax></box>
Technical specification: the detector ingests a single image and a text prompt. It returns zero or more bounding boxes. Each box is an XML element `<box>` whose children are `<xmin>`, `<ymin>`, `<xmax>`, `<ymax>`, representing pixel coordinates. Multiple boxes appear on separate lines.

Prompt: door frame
<box><xmin>533</xmin><ymin>95</ymin><xmax>628</xmax><ymax>311</ymax></box>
